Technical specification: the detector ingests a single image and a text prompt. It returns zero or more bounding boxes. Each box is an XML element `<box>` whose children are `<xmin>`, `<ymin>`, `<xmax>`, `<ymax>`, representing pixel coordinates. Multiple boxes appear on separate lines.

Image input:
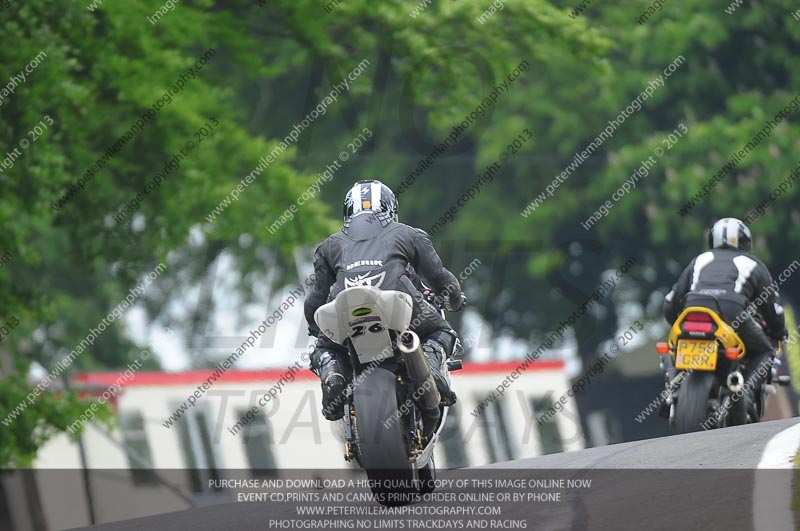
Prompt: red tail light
<box><xmin>682</xmin><ymin>312</ymin><xmax>714</xmax><ymax>333</ymax></box>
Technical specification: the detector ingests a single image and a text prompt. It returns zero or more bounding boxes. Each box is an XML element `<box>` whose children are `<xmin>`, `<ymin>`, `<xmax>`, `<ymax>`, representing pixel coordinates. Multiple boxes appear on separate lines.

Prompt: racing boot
<box><xmin>422</xmin><ymin>336</ymin><xmax>457</xmax><ymax>406</ymax></box>
<box><xmin>311</xmin><ymin>350</ymin><xmax>348</xmax><ymax>421</ymax></box>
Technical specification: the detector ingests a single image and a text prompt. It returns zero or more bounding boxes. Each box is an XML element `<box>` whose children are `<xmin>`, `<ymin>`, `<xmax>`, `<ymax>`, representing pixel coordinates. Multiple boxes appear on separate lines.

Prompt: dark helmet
<box><xmin>343</xmin><ymin>180</ymin><xmax>398</xmax><ymax>223</ymax></box>
<box><xmin>708</xmin><ymin>217</ymin><xmax>752</xmax><ymax>251</ymax></box>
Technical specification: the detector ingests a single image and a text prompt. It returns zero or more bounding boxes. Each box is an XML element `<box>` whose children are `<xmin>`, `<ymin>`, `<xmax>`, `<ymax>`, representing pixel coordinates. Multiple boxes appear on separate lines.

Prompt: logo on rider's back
<box><xmin>352</xmin><ymin>307</ymin><xmax>372</xmax><ymax>317</ymax></box>
<box><xmin>344</xmin><ymin>271</ymin><xmax>386</xmax><ymax>289</ymax></box>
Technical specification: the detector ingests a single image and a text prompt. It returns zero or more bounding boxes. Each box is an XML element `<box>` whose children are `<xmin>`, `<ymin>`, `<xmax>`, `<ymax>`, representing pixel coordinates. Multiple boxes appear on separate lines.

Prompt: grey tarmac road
<box><xmin>71</xmin><ymin>418</ymin><xmax>799</xmax><ymax>531</ymax></box>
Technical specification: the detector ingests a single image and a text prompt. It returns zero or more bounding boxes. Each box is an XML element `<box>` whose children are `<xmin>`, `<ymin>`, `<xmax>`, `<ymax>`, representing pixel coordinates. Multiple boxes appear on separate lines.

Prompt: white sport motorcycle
<box><xmin>314</xmin><ymin>286</ymin><xmax>461</xmax><ymax>505</ymax></box>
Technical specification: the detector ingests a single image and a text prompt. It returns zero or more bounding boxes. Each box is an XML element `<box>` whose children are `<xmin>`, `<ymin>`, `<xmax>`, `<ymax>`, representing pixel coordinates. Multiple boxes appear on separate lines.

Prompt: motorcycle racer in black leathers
<box><xmin>663</xmin><ymin>217</ymin><xmax>788</xmax><ymax>411</ymax></box>
<box><xmin>305</xmin><ymin>180</ymin><xmax>465</xmax><ymax>420</ymax></box>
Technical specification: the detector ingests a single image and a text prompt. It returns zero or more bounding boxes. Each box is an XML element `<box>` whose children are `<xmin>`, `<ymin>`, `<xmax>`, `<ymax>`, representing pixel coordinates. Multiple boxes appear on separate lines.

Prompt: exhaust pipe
<box><xmin>398</xmin><ymin>330</ymin><xmax>441</xmax><ymax>436</ymax></box>
<box><xmin>398</xmin><ymin>330</ymin><xmax>421</xmax><ymax>354</ymax></box>
<box><xmin>727</xmin><ymin>371</ymin><xmax>744</xmax><ymax>393</ymax></box>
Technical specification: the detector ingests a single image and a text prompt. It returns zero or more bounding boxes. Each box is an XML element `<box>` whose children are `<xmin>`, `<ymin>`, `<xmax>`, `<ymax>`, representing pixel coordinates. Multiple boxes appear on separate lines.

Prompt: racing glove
<box><xmin>443</xmin><ymin>292</ymin><xmax>467</xmax><ymax>312</ymax></box>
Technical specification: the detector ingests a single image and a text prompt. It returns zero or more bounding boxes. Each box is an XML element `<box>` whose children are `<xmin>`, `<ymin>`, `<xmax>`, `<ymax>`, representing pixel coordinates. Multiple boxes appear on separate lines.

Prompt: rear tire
<box><xmin>353</xmin><ymin>367</ymin><xmax>417</xmax><ymax>506</ymax></box>
<box><xmin>417</xmin><ymin>456</ymin><xmax>436</xmax><ymax>495</ymax></box>
<box><xmin>673</xmin><ymin>372</ymin><xmax>715</xmax><ymax>434</ymax></box>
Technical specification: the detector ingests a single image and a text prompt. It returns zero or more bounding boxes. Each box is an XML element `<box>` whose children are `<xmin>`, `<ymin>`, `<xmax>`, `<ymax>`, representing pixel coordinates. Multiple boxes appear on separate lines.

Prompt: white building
<box><xmin>2</xmin><ymin>360</ymin><xmax>583</xmax><ymax>530</ymax></box>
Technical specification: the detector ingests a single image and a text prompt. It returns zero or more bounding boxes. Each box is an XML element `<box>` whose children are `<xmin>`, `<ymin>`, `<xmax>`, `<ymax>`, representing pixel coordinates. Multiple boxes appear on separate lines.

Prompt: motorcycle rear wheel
<box><xmin>673</xmin><ymin>371</ymin><xmax>715</xmax><ymax>434</ymax></box>
<box><xmin>353</xmin><ymin>367</ymin><xmax>418</xmax><ymax>506</ymax></box>
<box><xmin>417</xmin><ymin>455</ymin><xmax>436</xmax><ymax>495</ymax></box>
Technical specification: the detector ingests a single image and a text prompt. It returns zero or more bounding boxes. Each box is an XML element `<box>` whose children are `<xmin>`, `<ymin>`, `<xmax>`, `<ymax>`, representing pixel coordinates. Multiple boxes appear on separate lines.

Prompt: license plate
<box><xmin>675</xmin><ymin>340</ymin><xmax>718</xmax><ymax>371</ymax></box>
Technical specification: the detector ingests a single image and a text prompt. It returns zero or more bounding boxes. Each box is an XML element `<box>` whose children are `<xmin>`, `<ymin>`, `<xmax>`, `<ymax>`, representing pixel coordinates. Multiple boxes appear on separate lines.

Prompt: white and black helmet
<box><xmin>708</xmin><ymin>217</ymin><xmax>752</xmax><ymax>251</ymax></box>
<box><xmin>343</xmin><ymin>180</ymin><xmax>398</xmax><ymax>223</ymax></box>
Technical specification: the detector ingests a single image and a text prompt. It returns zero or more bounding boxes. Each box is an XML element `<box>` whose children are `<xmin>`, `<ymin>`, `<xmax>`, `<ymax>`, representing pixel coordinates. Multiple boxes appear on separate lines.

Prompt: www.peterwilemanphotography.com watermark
<box><xmin>2</xmin><ymin>262</ymin><xmax>167</xmax><ymax>427</ymax></box>
<box><xmin>1</xmin><ymin>115</ymin><xmax>54</xmax><ymax>178</ymax></box>
<box><xmin>113</xmin><ymin>119</ymin><xmax>218</xmax><ymax>224</ymax></box>
<box><xmin>266</xmin><ymin>128</ymin><xmax>372</xmax><ymax>235</ymax></box>
<box><xmin>205</xmin><ymin>59</ymin><xmax>370</xmax><ymax>225</ymax></box>
<box><xmin>67</xmin><ymin>347</ymin><xmax>153</xmax><ymax>434</ymax></box>
<box><xmin>51</xmin><ymin>49</ymin><xmax>217</xmax><ymax>212</ymax></box>
<box><xmin>0</xmin><ymin>50</ymin><xmax>47</xmax><ymax>108</ymax></box>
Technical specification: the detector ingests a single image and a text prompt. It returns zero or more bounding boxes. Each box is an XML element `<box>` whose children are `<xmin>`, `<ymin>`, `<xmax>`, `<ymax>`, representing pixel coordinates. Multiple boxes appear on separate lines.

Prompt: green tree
<box><xmin>0</xmin><ymin>0</ymin><xmax>605</xmax><ymax>466</ymax></box>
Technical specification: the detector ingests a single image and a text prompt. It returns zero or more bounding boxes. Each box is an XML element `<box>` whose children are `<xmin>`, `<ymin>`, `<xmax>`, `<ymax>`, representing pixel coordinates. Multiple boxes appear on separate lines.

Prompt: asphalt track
<box><xmin>72</xmin><ymin>418</ymin><xmax>800</xmax><ymax>531</ymax></box>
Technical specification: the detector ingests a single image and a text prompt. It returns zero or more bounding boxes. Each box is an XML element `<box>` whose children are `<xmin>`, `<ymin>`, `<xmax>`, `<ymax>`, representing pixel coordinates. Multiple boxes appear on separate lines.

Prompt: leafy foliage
<box><xmin>3</xmin><ymin>0</ymin><xmax>800</xmax><ymax>465</ymax></box>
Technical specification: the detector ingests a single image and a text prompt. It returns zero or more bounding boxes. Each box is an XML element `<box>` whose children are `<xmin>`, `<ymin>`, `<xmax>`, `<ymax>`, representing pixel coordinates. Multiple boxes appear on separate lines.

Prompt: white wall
<box><xmin>33</xmin><ymin>364</ymin><xmax>583</xmax><ymax>529</ymax></box>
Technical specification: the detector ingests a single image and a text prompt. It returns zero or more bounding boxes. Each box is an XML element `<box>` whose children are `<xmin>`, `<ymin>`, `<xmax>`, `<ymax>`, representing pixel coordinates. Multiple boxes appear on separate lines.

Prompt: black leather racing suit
<box><xmin>663</xmin><ymin>247</ymin><xmax>787</xmax><ymax>391</ymax></box>
<box><xmin>304</xmin><ymin>212</ymin><xmax>464</xmax><ymax>378</ymax></box>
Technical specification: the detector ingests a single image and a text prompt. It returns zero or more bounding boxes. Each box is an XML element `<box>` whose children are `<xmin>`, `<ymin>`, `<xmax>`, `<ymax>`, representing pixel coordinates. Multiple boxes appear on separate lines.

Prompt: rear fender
<box><xmin>315</xmin><ymin>287</ymin><xmax>414</xmax><ymax>364</ymax></box>
<box><xmin>668</xmin><ymin>306</ymin><xmax>746</xmax><ymax>359</ymax></box>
